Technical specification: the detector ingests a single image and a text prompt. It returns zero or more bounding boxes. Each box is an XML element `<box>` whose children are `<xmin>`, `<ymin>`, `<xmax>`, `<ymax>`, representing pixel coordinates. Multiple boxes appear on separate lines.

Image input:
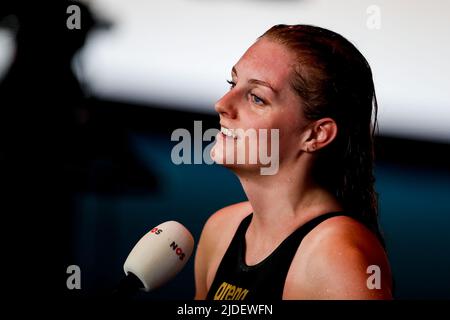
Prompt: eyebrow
<box><xmin>232</xmin><ymin>66</ymin><xmax>277</xmax><ymax>94</ymax></box>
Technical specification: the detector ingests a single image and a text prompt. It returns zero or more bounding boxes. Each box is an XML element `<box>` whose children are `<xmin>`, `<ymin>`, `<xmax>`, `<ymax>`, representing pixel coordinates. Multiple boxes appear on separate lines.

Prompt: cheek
<box><xmin>269</xmin><ymin>113</ymin><xmax>303</xmax><ymax>158</ymax></box>
<box><xmin>278</xmin><ymin>132</ymin><xmax>298</xmax><ymax>160</ymax></box>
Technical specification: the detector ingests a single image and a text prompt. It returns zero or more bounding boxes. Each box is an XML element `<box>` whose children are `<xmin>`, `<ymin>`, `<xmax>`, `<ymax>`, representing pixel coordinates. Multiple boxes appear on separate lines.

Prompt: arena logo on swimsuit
<box><xmin>213</xmin><ymin>281</ymin><xmax>249</xmax><ymax>300</ymax></box>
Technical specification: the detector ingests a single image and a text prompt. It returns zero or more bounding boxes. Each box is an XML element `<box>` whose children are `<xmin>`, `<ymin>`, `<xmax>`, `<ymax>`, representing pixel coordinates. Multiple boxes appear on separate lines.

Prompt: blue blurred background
<box><xmin>1</xmin><ymin>0</ymin><xmax>449</xmax><ymax>301</ymax></box>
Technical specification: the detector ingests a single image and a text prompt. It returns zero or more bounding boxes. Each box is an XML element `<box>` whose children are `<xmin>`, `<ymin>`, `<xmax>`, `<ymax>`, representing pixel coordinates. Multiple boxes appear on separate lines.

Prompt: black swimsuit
<box><xmin>206</xmin><ymin>211</ymin><xmax>350</xmax><ymax>300</ymax></box>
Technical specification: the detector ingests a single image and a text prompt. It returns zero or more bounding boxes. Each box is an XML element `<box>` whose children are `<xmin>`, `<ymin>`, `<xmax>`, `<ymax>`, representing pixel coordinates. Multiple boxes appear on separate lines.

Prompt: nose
<box><xmin>214</xmin><ymin>91</ymin><xmax>237</xmax><ymax>120</ymax></box>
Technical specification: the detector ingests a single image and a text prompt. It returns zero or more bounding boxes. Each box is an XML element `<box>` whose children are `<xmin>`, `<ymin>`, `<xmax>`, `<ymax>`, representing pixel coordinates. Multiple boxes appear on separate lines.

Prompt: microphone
<box><xmin>112</xmin><ymin>220</ymin><xmax>194</xmax><ymax>298</ymax></box>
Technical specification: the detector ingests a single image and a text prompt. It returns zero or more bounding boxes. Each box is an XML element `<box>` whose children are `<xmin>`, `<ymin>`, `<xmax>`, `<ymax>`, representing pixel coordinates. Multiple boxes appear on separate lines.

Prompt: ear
<box><xmin>301</xmin><ymin>118</ymin><xmax>338</xmax><ymax>153</ymax></box>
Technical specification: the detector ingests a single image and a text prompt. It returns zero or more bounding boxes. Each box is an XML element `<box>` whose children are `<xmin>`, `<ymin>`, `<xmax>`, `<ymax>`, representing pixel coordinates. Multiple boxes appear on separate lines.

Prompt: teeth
<box><xmin>221</xmin><ymin>126</ymin><xmax>237</xmax><ymax>139</ymax></box>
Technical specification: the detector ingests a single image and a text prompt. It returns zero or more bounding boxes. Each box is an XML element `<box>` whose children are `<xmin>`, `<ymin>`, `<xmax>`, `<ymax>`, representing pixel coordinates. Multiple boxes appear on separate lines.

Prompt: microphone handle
<box><xmin>111</xmin><ymin>272</ymin><xmax>144</xmax><ymax>299</ymax></box>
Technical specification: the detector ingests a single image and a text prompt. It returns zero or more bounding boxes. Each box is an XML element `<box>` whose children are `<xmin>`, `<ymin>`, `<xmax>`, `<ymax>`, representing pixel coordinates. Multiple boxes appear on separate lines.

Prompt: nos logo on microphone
<box><xmin>150</xmin><ymin>227</ymin><xmax>163</xmax><ymax>235</ymax></box>
<box><xmin>170</xmin><ymin>241</ymin><xmax>186</xmax><ymax>261</ymax></box>
<box><xmin>149</xmin><ymin>227</ymin><xmax>186</xmax><ymax>260</ymax></box>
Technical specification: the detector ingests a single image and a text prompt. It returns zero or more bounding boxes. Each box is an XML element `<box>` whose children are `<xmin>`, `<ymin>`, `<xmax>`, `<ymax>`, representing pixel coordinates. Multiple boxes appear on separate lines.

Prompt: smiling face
<box><xmin>210</xmin><ymin>37</ymin><xmax>310</xmax><ymax>174</ymax></box>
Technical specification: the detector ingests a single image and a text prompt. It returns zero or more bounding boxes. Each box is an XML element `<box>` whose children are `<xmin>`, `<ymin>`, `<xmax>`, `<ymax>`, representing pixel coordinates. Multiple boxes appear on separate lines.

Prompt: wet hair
<box><xmin>260</xmin><ymin>24</ymin><xmax>383</xmax><ymax>242</ymax></box>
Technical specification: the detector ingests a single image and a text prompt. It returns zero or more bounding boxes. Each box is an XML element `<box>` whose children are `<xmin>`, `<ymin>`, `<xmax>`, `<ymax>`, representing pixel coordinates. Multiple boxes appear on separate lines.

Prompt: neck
<box><xmin>235</xmin><ymin>160</ymin><xmax>342</xmax><ymax>240</ymax></box>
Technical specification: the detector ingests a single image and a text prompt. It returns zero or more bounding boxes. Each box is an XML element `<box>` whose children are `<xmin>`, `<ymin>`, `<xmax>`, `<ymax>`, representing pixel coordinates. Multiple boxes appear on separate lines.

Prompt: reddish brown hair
<box><xmin>261</xmin><ymin>24</ymin><xmax>382</xmax><ymax>241</ymax></box>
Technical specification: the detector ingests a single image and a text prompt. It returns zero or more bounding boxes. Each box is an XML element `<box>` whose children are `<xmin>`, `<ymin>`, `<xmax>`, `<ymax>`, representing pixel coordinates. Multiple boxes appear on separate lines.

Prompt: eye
<box><xmin>250</xmin><ymin>93</ymin><xmax>265</xmax><ymax>105</ymax></box>
<box><xmin>226</xmin><ymin>79</ymin><xmax>236</xmax><ymax>90</ymax></box>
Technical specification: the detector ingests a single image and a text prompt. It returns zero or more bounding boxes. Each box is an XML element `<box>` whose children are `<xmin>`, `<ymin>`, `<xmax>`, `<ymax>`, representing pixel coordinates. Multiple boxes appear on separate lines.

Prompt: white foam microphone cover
<box><xmin>123</xmin><ymin>220</ymin><xmax>194</xmax><ymax>292</ymax></box>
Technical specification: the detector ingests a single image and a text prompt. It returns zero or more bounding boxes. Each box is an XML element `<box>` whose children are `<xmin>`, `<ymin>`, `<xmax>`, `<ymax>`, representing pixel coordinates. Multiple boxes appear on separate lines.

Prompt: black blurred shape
<box><xmin>0</xmin><ymin>0</ymin><xmax>158</xmax><ymax>303</ymax></box>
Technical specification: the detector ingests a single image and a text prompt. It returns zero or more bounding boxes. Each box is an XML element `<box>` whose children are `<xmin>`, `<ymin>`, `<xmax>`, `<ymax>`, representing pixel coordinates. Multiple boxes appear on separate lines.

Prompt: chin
<box><xmin>210</xmin><ymin>147</ymin><xmax>260</xmax><ymax>174</ymax></box>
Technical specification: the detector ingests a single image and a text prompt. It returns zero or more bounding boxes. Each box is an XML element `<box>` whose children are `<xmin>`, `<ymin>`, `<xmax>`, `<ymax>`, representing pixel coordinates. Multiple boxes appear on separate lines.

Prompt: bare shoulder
<box><xmin>284</xmin><ymin>215</ymin><xmax>393</xmax><ymax>300</ymax></box>
<box><xmin>194</xmin><ymin>201</ymin><xmax>252</xmax><ymax>299</ymax></box>
<box><xmin>202</xmin><ymin>201</ymin><xmax>253</xmax><ymax>240</ymax></box>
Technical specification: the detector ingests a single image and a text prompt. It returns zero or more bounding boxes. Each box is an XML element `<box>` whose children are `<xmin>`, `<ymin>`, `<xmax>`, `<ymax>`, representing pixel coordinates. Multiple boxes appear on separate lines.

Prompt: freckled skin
<box><xmin>210</xmin><ymin>38</ymin><xmax>304</xmax><ymax>170</ymax></box>
<box><xmin>196</xmin><ymin>38</ymin><xmax>393</xmax><ymax>300</ymax></box>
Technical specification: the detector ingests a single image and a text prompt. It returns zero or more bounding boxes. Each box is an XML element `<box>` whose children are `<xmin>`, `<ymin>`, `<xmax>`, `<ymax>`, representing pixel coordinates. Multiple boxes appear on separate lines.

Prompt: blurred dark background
<box><xmin>1</xmin><ymin>0</ymin><xmax>449</xmax><ymax>302</ymax></box>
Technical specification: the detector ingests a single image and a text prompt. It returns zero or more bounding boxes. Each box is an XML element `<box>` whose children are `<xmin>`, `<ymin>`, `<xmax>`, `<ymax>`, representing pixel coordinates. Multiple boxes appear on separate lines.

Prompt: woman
<box><xmin>194</xmin><ymin>24</ymin><xmax>392</xmax><ymax>300</ymax></box>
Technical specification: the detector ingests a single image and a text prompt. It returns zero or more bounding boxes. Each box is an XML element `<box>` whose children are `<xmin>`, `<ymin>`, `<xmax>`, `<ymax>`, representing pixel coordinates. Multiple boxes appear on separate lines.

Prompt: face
<box><xmin>210</xmin><ymin>37</ymin><xmax>309</xmax><ymax>175</ymax></box>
